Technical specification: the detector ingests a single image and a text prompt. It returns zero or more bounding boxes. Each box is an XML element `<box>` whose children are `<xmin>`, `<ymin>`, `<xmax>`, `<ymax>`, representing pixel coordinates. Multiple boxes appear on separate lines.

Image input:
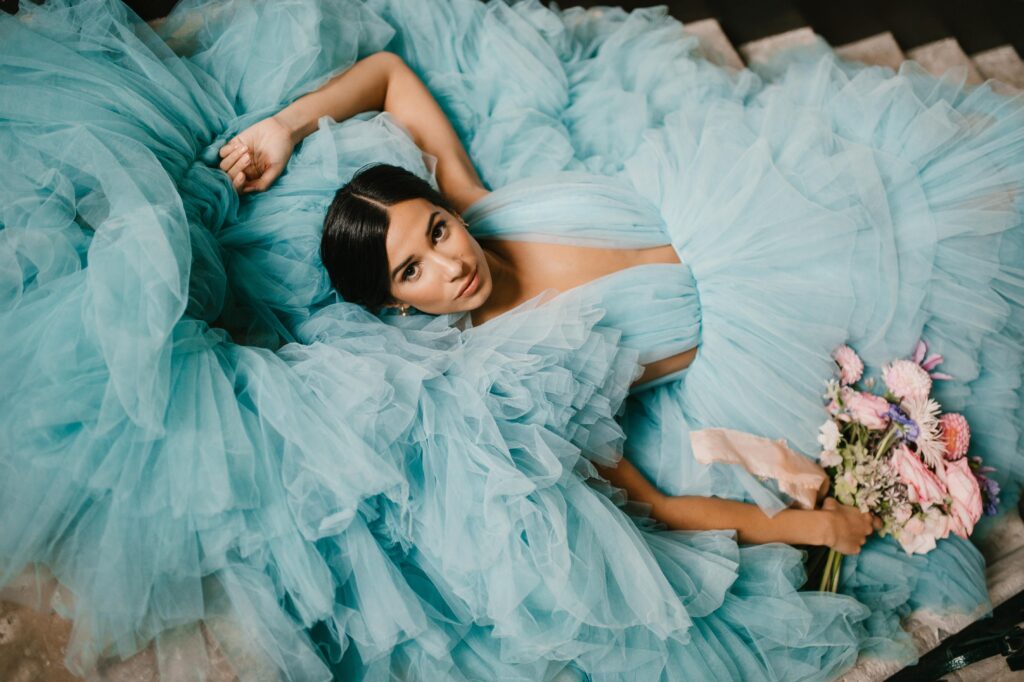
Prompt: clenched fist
<box><xmin>820</xmin><ymin>497</ymin><xmax>882</xmax><ymax>555</ymax></box>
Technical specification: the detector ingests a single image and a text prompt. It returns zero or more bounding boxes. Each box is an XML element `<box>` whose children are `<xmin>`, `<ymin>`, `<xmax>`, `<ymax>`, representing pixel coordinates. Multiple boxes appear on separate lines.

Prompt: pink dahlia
<box><xmin>939</xmin><ymin>413</ymin><xmax>971</xmax><ymax>461</ymax></box>
<box><xmin>832</xmin><ymin>344</ymin><xmax>864</xmax><ymax>385</ymax></box>
<box><xmin>882</xmin><ymin>359</ymin><xmax>933</xmax><ymax>402</ymax></box>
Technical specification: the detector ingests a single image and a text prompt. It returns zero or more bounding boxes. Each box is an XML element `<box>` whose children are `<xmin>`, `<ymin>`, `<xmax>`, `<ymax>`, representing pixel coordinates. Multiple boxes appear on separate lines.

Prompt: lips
<box><xmin>457</xmin><ymin>268</ymin><xmax>478</xmax><ymax>299</ymax></box>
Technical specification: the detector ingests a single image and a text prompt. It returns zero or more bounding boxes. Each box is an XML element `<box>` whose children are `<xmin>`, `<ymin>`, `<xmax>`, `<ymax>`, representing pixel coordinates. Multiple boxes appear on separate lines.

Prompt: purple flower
<box><xmin>886</xmin><ymin>404</ymin><xmax>920</xmax><ymax>442</ymax></box>
<box><xmin>978</xmin><ymin>476</ymin><xmax>1001</xmax><ymax>516</ymax></box>
<box><xmin>968</xmin><ymin>456</ymin><xmax>1002</xmax><ymax>516</ymax></box>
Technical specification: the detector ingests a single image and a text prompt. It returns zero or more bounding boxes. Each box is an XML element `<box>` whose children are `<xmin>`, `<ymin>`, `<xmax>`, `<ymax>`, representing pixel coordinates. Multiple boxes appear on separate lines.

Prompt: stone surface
<box><xmin>972</xmin><ymin>44</ymin><xmax>1024</xmax><ymax>95</ymax></box>
<box><xmin>684</xmin><ymin>17</ymin><xmax>744</xmax><ymax>70</ymax></box>
<box><xmin>907</xmin><ymin>37</ymin><xmax>985</xmax><ymax>85</ymax></box>
<box><xmin>738</xmin><ymin>26</ymin><xmax>818</xmax><ymax>65</ymax></box>
<box><xmin>835</xmin><ymin>31</ymin><xmax>905</xmax><ymax>71</ymax></box>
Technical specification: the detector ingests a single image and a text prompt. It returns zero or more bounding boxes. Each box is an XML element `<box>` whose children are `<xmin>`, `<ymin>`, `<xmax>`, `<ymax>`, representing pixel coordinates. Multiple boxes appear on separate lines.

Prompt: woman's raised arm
<box><xmin>244</xmin><ymin>51</ymin><xmax>488</xmax><ymax>210</ymax></box>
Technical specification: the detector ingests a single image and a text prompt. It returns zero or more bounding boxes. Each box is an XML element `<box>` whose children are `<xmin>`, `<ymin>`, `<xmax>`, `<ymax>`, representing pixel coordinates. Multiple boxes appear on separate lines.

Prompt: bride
<box><xmin>3</xmin><ymin>0</ymin><xmax>1021</xmax><ymax>680</ymax></box>
<box><xmin>219</xmin><ymin>49</ymin><xmax>879</xmax><ymax>557</ymax></box>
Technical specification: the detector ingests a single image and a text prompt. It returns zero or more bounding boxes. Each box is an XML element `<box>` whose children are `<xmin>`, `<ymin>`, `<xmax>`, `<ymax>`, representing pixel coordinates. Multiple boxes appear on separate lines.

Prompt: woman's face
<box><xmin>384</xmin><ymin>198</ymin><xmax>492</xmax><ymax>315</ymax></box>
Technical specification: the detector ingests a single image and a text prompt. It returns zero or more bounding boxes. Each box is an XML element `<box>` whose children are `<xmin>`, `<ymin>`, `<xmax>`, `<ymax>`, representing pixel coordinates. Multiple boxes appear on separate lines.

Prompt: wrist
<box><xmin>273</xmin><ymin>107</ymin><xmax>312</xmax><ymax>146</ymax></box>
<box><xmin>814</xmin><ymin>510</ymin><xmax>834</xmax><ymax>548</ymax></box>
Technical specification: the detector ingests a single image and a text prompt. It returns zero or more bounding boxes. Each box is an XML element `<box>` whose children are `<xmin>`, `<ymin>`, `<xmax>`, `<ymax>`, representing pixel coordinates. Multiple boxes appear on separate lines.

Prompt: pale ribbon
<box><xmin>689</xmin><ymin>427</ymin><xmax>830</xmax><ymax>510</ymax></box>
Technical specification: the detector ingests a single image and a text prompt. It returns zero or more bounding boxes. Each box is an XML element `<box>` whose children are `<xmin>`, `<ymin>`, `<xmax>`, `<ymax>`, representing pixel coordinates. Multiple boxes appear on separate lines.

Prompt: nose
<box><xmin>430</xmin><ymin>251</ymin><xmax>466</xmax><ymax>280</ymax></box>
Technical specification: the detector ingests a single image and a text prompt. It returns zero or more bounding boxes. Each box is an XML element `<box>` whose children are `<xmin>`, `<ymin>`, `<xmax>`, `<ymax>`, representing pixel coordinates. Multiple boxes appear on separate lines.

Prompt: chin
<box><xmin>464</xmin><ymin>271</ymin><xmax>491</xmax><ymax>309</ymax></box>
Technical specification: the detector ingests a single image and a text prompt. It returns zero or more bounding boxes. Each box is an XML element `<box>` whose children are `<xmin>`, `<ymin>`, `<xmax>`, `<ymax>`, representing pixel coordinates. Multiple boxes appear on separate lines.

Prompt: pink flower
<box><xmin>832</xmin><ymin>344</ymin><xmax>864</xmax><ymax>385</ymax></box>
<box><xmin>912</xmin><ymin>338</ymin><xmax>954</xmax><ymax>381</ymax></box>
<box><xmin>893</xmin><ymin>443</ymin><xmax>947</xmax><ymax>509</ymax></box>
<box><xmin>944</xmin><ymin>457</ymin><xmax>983</xmax><ymax>539</ymax></box>
<box><xmin>840</xmin><ymin>386</ymin><xmax>890</xmax><ymax>430</ymax></box>
<box><xmin>883</xmin><ymin>359</ymin><xmax>933</xmax><ymax>402</ymax></box>
<box><xmin>898</xmin><ymin>515</ymin><xmax>938</xmax><ymax>555</ymax></box>
<box><xmin>939</xmin><ymin>413</ymin><xmax>971</xmax><ymax>461</ymax></box>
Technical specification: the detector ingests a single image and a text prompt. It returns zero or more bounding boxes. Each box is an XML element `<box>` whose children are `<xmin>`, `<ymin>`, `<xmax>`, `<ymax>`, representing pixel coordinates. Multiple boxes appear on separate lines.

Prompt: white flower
<box><xmin>904</xmin><ymin>395</ymin><xmax>945</xmax><ymax>468</ymax></box>
<box><xmin>897</xmin><ymin>514</ymin><xmax>938</xmax><ymax>555</ymax></box>
<box><xmin>923</xmin><ymin>507</ymin><xmax>951</xmax><ymax>541</ymax></box>
<box><xmin>897</xmin><ymin>528</ymin><xmax>938</xmax><ymax>555</ymax></box>
<box><xmin>817</xmin><ymin>419</ymin><xmax>841</xmax><ymax>451</ymax></box>
<box><xmin>819</xmin><ymin>449</ymin><xmax>843</xmax><ymax>467</ymax></box>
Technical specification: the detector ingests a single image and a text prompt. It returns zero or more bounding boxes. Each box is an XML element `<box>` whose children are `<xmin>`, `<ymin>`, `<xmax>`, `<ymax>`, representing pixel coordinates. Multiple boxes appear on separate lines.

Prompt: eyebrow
<box><xmin>391</xmin><ymin>210</ymin><xmax>440</xmax><ymax>282</ymax></box>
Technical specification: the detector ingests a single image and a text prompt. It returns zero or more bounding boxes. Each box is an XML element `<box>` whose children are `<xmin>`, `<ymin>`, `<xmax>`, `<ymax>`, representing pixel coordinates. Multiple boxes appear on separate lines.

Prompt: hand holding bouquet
<box><xmin>816</xmin><ymin>339</ymin><xmax>1001</xmax><ymax>592</ymax></box>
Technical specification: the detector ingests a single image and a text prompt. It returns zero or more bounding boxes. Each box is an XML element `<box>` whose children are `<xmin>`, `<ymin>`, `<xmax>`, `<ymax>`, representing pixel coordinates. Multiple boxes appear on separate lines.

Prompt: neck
<box><xmin>472</xmin><ymin>241</ymin><xmax>520</xmax><ymax>318</ymax></box>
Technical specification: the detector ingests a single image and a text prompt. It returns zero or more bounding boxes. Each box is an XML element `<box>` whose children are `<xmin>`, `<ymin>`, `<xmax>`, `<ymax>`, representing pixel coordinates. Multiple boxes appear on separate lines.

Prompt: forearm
<box><xmin>594</xmin><ymin>455</ymin><xmax>665</xmax><ymax>509</ymax></box>
<box><xmin>273</xmin><ymin>51</ymin><xmax>394</xmax><ymax>145</ymax></box>
<box><xmin>595</xmin><ymin>455</ymin><xmax>827</xmax><ymax>546</ymax></box>
<box><xmin>273</xmin><ymin>51</ymin><xmax>486</xmax><ymax>211</ymax></box>
<box><xmin>652</xmin><ymin>495</ymin><xmax>827</xmax><ymax>546</ymax></box>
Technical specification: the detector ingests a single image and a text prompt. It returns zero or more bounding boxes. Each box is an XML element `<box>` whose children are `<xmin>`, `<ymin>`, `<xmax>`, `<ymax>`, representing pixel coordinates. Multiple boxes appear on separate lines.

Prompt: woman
<box><xmin>1</xmin><ymin>0</ymin><xmax>1020</xmax><ymax>680</ymax></box>
<box><xmin>220</xmin><ymin>49</ymin><xmax>879</xmax><ymax>555</ymax></box>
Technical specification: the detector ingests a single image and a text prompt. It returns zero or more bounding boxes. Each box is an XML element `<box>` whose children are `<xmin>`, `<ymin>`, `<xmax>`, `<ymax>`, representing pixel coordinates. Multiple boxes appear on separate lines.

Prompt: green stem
<box><xmin>830</xmin><ymin>551</ymin><xmax>842</xmax><ymax>592</ymax></box>
<box><xmin>818</xmin><ymin>549</ymin><xmax>838</xmax><ymax>592</ymax></box>
<box><xmin>875</xmin><ymin>423</ymin><xmax>901</xmax><ymax>459</ymax></box>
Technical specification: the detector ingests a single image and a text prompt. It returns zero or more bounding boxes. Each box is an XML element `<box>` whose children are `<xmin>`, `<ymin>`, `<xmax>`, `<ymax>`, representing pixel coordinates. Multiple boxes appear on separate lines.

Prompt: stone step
<box><xmin>684</xmin><ymin>17</ymin><xmax>744</xmax><ymax>71</ymax></box>
<box><xmin>737</xmin><ymin>26</ymin><xmax>818</xmax><ymax>65</ymax></box>
<box><xmin>834</xmin><ymin>31</ymin><xmax>905</xmax><ymax>71</ymax></box>
<box><xmin>972</xmin><ymin>44</ymin><xmax>1024</xmax><ymax>94</ymax></box>
<box><xmin>906</xmin><ymin>37</ymin><xmax>985</xmax><ymax>85</ymax></box>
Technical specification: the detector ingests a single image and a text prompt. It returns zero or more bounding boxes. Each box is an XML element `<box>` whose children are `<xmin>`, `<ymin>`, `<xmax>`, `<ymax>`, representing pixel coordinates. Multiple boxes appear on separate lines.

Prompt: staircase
<box><xmin>670</xmin><ymin>0</ymin><xmax>1024</xmax><ymax>94</ymax></box>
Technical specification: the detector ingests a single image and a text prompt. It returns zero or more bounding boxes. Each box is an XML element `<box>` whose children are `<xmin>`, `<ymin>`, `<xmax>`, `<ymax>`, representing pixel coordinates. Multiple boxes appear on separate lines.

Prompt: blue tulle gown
<box><xmin>1</xmin><ymin>0</ymin><xmax>1022</xmax><ymax>680</ymax></box>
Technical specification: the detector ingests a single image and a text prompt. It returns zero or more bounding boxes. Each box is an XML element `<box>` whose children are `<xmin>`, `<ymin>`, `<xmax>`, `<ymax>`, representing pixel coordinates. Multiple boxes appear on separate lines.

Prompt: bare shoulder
<box><xmin>450</xmin><ymin>184</ymin><xmax>492</xmax><ymax>216</ymax></box>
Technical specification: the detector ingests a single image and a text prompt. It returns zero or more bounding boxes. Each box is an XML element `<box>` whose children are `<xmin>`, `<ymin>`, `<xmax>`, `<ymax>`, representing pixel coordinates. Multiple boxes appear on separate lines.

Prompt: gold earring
<box><xmin>400</xmin><ymin>305</ymin><xmax>409</xmax><ymax>316</ymax></box>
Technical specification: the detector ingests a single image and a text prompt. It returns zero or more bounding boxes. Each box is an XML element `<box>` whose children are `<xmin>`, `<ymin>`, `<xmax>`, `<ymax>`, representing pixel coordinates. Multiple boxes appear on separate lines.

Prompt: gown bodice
<box><xmin>459</xmin><ymin>171</ymin><xmax>702</xmax><ymax>391</ymax></box>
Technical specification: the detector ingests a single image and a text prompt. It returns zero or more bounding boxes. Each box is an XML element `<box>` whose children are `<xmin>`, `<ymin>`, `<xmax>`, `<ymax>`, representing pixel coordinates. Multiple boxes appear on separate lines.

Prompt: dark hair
<box><xmin>320</xmin><ymin>163</ymin><xmax>457</xmax><ymax>313</ymax></box>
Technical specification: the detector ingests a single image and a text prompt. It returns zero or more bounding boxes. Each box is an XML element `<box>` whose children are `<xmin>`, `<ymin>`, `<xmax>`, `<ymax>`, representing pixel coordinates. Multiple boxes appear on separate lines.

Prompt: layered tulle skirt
<box><xmin>1</xmin><ymin>0</ymin><xmax>1022</xmax><ymax>680</ymax></box>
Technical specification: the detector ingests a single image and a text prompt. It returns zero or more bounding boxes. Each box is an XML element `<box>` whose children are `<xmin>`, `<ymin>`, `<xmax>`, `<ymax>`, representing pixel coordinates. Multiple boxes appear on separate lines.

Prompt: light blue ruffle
<box><xmin>2</xmin><ymin>0</ymin><xmax>1022</xmax><ymax>680</ymax></box>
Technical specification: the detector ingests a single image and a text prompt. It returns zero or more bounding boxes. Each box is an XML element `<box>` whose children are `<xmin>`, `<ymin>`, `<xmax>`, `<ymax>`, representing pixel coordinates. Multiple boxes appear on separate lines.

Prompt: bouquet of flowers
<box><xmin>816</xmin><ymin>339</ymin><xmax>1001</xmax><ymax>592</ymax></box>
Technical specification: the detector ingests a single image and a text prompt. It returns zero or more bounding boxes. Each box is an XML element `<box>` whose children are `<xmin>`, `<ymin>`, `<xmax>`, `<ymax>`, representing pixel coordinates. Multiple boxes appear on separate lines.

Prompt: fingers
<box><xmin>230</xmin><ymin>170</ymin><xmax>246</xmax><ymax>193</ymax></box>
<box><xmin>218</xmin><ymin>141</ymin><xmax>254</xmax><ymax>194</ymax></box>
<box><xmin>859</xmin><ymin>512</ymin><xmax>874</xmax><ymax>537</ymax></box>
<box><xmin>218</xmin><ymin>139</ymin><xmax>245</xmax><ymax>160</ymax></box>
<box><xmin>242</xmin><ymin>164</ymin><xmax>280</xmax><ymax>194</ymax></box>
<box><xmin>872</xmin><ymin>515</ymin><xmax>883</xmax><ymax>531</ymax></box>
<box><xmin>227</xmin><ymin>151</ymin><xmax>251</xmax><ymax>178</ymax></box>
<box><xmin>220</xmin><ymin>143</ymin><xmax>251</xmax><ymax>175</ymax></box>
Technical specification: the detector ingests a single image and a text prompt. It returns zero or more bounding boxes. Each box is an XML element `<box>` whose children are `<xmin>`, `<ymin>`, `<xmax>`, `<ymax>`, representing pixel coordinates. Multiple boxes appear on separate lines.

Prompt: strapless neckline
<box><xmin>465</xmin><ymin>260</ymin><xmax>689</xmax><ymax>330</ymax></box>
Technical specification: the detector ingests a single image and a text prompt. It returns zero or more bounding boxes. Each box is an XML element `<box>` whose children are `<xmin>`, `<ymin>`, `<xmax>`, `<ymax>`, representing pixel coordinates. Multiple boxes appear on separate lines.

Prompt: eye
<box><xmin>400</xmin><ymin>220</ymin><xmax>448</xmax><ymax>282</ymax></box>
<box><xmin>432</xmin><ymin>220</ymin><xmax>447</xmax><ymax>242</ymax></box>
